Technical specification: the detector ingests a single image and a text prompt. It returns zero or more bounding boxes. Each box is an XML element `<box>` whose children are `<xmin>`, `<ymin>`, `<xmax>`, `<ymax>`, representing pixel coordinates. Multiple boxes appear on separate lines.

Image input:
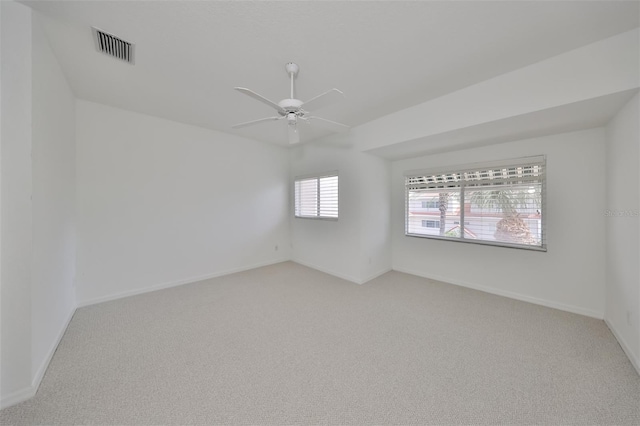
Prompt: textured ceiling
<box><xmin>24</xmin><ymin>1</ymin><xmax>640</xmax><ymax>146</ymax></box>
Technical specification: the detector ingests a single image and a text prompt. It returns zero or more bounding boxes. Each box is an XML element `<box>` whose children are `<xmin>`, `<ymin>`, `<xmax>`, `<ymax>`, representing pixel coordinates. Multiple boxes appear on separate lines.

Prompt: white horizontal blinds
<box><xmin>406</xmin><ymin>160</ymin><xmax>544</xmax><ymax>190</ymax></box>
<box><xmin>294</xmin><ymin>173</ymin><xmax>339</xmax><ymax>219</ymax></box>
<box><xmin>318</xmin><ymin>175</ymin><xmax>339</xmax><ymax>218</ymax></box>
<box><xmin>406</xmin><ymin>157</ymin><xmax>545</xmax><ymax>249</ymax></box>
<box><xmin>295</xmin><ymin>178</ymin><xmax>318</xmax><ymax>217</ymax></box>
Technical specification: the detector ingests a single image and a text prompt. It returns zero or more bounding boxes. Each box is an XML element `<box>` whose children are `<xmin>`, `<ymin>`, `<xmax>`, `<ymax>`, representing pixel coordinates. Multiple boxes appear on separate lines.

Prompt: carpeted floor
<box><xmin>1</xmin><ymin>261</ymin><xmax>639</xmax><ymax>425</ymax></box>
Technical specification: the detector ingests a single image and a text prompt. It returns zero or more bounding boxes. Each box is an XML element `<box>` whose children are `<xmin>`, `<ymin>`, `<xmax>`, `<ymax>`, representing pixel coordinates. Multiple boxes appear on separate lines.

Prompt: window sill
<box><xmin>295</xmin><ymin>216</ymin><xmax>338</xmax><ymax>221</ymax></box>
<box><xmin>405</xmin><ymin>233</ymin><xmax>547</xmax><ymax>252</ymax></box>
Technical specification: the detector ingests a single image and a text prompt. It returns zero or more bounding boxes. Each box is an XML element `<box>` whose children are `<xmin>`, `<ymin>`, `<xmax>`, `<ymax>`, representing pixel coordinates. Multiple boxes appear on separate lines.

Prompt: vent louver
<box><xmin>92</xmin><ymin>27</ymin><xmax>134</xmax><ymax>64</ymax></box>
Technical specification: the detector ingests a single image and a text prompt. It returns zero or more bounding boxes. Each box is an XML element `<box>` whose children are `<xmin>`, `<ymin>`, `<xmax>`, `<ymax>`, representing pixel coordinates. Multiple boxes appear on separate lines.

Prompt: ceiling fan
<box><xmin>232</xmin><ymin>62</ymin><xmax>349</xmax><ymax>144</ymax></box>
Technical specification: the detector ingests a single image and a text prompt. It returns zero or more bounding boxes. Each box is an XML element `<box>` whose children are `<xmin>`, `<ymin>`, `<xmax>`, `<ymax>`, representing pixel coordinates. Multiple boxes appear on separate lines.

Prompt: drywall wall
<box><xmin>290</xmin><ymin>143</ymin><xmax>363</xmax><ymax>283</ymax></box>
<box><xmin>0</xmin><ymin>0</ymin><xmax>33</xmax><ymax>407</ymax></box>
<box><xmin>0</xmin><ymin>7</ymin><xmax>78</xmax><ymax>409</ymax></box>
<box><xmin>75</xmin><ymin>100</ymin><xmax>291</xmax><ymax>305</ymax></box>
<box><xmin>31</xmin><ymin>13</ymin><xmax>77</xmax><ymax>390</ymax></box>
<box><xmin>358</xmin><ymin>153</ymin><xmax>392</xmax><ymax>282</ymax></box>
<box><xmin>391</xmin><ymin>128</ymin><xmax>607</xmax><ymax>318</ymax></box>
<box><xmin>290</xmin><ymin>139</ymin><xmax>391</xmax><ymax>283</ymax></box>
<box><xmin>605</xmin><ymin>93</ymin><xmax>639</xmax><ymax>372</ymax></box>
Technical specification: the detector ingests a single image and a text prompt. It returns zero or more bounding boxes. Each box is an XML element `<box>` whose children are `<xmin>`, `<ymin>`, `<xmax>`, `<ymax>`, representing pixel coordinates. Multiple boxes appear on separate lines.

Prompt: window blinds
<box><xmin>295</xmin><ymin>174</ymin><xmax>339</xmax><ymax>219</ymax></box>
<box><xmin>406</xmin><ymin>156</ymin><xmax>545</xmax><ymax>190</ymax></box>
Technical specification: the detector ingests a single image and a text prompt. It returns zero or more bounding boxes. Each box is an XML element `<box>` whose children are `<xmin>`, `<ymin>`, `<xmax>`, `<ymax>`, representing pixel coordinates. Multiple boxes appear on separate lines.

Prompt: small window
<box><xmin>422</xmin><ymin>220</ymin><xmax>440</xmax><ymax>228</ymax></box>
<box><xmin>421</xmin><ymin>200</ymin><xmax>438</xmax><ymax>209</ymax></box>
<box><xmin>294</xmin><ymin>173</ymin><xmax>338</xmax><ymax>219</ymax></box>
<box><xmin>405</xmin><ymin>156</ymin><xmax>545</xmax><ymax>250</ymax></box>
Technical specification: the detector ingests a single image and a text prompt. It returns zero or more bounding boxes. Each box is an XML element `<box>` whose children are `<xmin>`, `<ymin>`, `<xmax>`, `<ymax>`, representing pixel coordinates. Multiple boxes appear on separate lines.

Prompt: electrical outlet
<box><xmin>627</xmin><ymin>311</ymin><xmax>632</xmax><ymax>326</ymax></box>
<box><xmin>275</xmin><ymin>245</ymin><xmax>279</xmax><ymax>251</ymax></box>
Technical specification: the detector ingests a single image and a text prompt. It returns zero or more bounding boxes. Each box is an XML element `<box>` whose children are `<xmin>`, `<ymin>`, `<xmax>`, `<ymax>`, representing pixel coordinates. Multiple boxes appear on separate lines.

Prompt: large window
<box><xmin>294</xmin><ymin>173</ymin><xmax>338</xmax><ymax>219</ymax></box>
<box><xmin>405</xmin><ymin>156</ymin><xmax>545</xmax><ymax>250</ymax></box>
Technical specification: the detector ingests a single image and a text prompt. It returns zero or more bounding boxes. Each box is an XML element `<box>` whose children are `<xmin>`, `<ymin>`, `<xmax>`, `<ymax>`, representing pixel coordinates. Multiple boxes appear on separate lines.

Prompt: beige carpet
<box><xmin>1</xmin><ymin>261</ymin><xmax>639</xmax><ymax>425</ymax></box>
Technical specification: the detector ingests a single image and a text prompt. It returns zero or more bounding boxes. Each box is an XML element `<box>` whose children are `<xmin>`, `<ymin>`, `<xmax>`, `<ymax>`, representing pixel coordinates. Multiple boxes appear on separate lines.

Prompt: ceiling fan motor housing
<box><xmin>278</xmin><ymin>98</ymin><xmax>304</xmax><ymax>115</ymax></box>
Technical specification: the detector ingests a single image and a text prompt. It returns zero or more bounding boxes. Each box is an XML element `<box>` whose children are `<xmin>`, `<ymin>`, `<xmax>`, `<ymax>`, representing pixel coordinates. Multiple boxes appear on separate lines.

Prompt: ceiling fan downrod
<box><xmin>285</xmin><ymin>62</ymin><xmax>299</xmax><ymax>100</ymax></box>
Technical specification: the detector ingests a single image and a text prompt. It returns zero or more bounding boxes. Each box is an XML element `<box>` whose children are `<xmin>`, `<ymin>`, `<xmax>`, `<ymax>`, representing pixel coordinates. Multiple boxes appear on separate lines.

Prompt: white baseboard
<box><xmin>292</xmin><ymin>259</ymin><xmax>362</xmax><ymax>284</ymax></box>
<box><xmin>604</xmin><ymin>318</ymin><xmax>640</xmax><ymax>376</ymax></box>
<box><xmin>77</xmin><ymin>258</ymin><xmax>291</xmax><ymax>308</ymax></box>
<box><xmin>0</xmin><ymin>386</ymin><xmax>36</xmax><ymax>411</ymax></box>
<box><xmin>1</xmin><ymin>306</ymin><xmax>76</xmax><ymax>410</ymax></box>
<box><xmin>292</xmin><ymin>260</ymin><xmax>391</xmax><ymax>285</ymax></box>
<box><xmin>361</xmin><ymin>267</ymin><xmax>392</xmax><ymax>284</ymax></box>
<box><xmin>31</xmin><ymin>307</ymin><xmax>76</xmax><ymax>391</ymax></box>
<box><xmin>393</xmin><ymin>267</ymin><xmax>604</xmax><ymax>319</ymax></box>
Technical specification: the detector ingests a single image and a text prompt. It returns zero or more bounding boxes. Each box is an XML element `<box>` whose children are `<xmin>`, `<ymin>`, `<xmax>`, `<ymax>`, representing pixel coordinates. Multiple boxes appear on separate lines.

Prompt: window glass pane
<box><xmin>465</xmin><ymin>183</ymin><xmax>542</xmax><ymax>246</ymax></box>
<box><xmin>407</xmin><ymin>190</ymin><xmax>459</xmax><ymax>237</ymax></box>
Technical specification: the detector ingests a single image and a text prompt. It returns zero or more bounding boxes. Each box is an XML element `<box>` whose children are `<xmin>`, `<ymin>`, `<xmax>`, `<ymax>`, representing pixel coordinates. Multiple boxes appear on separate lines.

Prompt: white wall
<box><xmin>0</xmin><ymin>6</ymin><xmax>78</xmax><ymax>409</ymax></box>
<box><xmin>605</xmin><ymin>93</ymin><xmax>639</xmax><ymax>372</ymax></box>
<box><xmin>290</xmin><ymin>144</ymin><xmax>363</xmax><ymax>283</ymax></box>
<box><xmin>0</xmin><ymin>0</ymin><xmax>33</xmax><ymax>407</ymax></box>
<box><xmin>391</xmin><ymin>128</ymin><xmax>607</xmax><ymax>318</ymax></box>
<box><xmin>31</xmin><ymin>13</ymin><xmax>77</xmax><ymax>390</ymax></box>
<box><xmin>358</xmin><ymin>153</ymin><xmax>392</xmax><ymax>282</ymax></box>
<box><xmin>75</xmin><ymin>100</ymin><xmax>291</xmax><ymax>305</ymax></box>
<box><xmin>290</xmin><ymin>139</ymin><xmax>391</xmax><ymax>284</ymax></box>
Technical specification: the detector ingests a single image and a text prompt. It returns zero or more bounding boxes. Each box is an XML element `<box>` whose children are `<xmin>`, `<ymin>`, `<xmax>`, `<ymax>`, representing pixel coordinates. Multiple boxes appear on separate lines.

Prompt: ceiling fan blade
<box><xmin>232</xmin><ymin>116</ymin><xmax>282</xmax><ymax>129</ymax></box>
<box><xmin>234</xmin><ymin>87</ymin><xmax>286</xmax><ymax>114</ymax></box>
<box><xmin>305</xmin><ymin>116</ymin><xmax>350</xmax><ymax>132</ymax></box>
<box><xmin>288</xmin><ymin>124</ymin><xmax>300</xmax><ymax>144</ymax></box>
<box><xmin>302</xmin><ymin>89</ymin><xmax>345</xmax><ymax>112</ymax></box>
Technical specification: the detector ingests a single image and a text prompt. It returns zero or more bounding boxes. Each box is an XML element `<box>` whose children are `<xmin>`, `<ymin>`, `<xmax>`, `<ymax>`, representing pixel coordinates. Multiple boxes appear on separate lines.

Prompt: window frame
<box><xmin>405</xmin><ymin>156</ymin><xmax>546</xmax><ymax>251</ymax></box>
<box><xmin>294</xmin><ymin>171</ymin><xmax>339</xmax><ymax>221</ymax></box>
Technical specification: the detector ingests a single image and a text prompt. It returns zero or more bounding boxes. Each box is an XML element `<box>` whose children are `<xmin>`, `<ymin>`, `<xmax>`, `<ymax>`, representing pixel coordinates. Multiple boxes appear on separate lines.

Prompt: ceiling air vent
<box><xmin>92</xmin><ymin>27</ymin><xmax>134</xmax><ymax>64</ymax></box>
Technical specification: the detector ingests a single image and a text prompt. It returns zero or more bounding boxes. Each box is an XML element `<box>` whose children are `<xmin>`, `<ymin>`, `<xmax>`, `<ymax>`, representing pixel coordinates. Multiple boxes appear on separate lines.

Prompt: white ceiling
<box><xmin>367</xmin><ymin>89</ymin><xmax>640</xmax><ymax>160</ymax></box>
<box><xmin>24</xmin><ymin>1</ymin><xmax>640</xmax><ymax>147</ymax></box>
